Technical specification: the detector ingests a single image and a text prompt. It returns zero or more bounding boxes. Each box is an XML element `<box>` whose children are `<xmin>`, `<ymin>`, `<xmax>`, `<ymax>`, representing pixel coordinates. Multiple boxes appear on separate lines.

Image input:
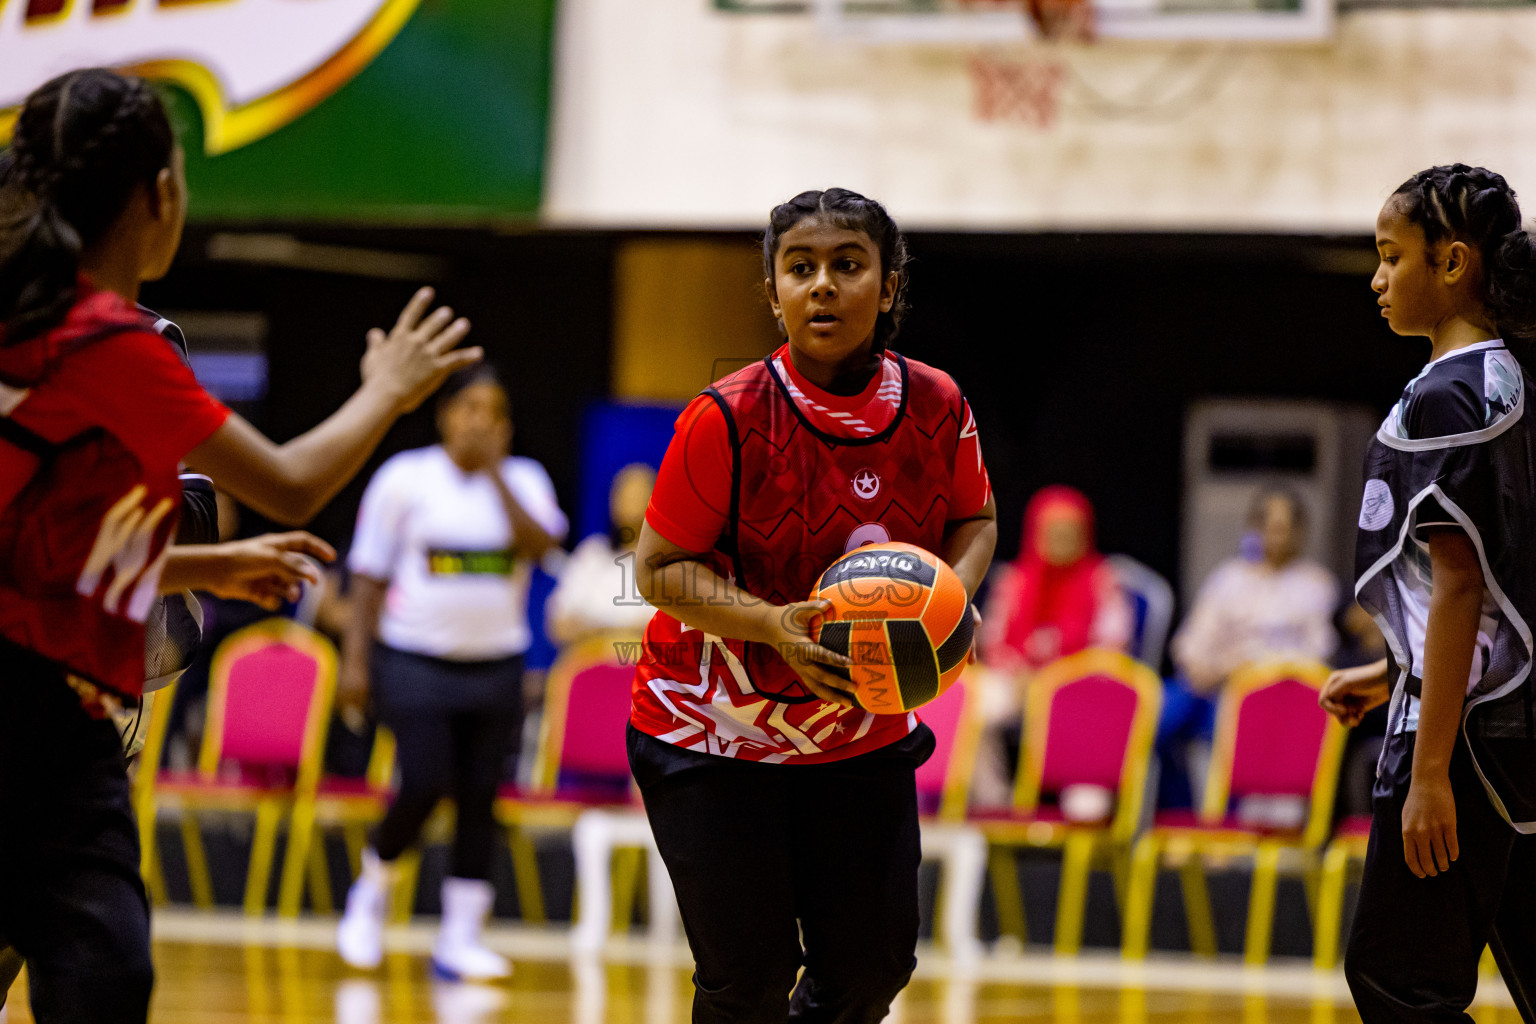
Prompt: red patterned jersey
<box><xmin>0</xmin><ymin>285</ymin><xmax>230</xmax><ymax>697</ymax></box>
<box><xmin>633</xmin><ymin>345</ymin><xmax>991</xmax><ymax>763</ymax></box>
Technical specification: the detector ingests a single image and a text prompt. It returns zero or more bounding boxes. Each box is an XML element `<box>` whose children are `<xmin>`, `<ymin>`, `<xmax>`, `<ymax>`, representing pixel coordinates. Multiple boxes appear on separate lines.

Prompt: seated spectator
<box><xmin>546</xmin><ymin>463</ymin><xmax>658</xmax><ymax>646</ymax></box>
<box><xmin>980</xmin><ymin>485</ymin><xmax>1131</xmax><ymax>672</ymax></box>
<box><xmin>1158</xmin><ymin>487</ymin><xmax>1339</xmax><ymax>807</ymax></box>
<box><xmin>971</xmin><ymin>485</ymin><xmax>1131</xmax><ymax>806</ymax></box>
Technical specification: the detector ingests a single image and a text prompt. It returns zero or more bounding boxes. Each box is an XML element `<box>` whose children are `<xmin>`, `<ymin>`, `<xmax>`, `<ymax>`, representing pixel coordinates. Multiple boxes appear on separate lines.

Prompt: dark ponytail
<box><xmin>1391</xmin><ymin>164</ymin><xmax>1536</xmax><ymax>359</ymax></box>
<box><xmin>0</xmin><ymin>69</ymin><xmax>174</xmax><ymax>347</ymax></box>
<box><xmin>762</xmin><ymin>188</ymin><xmax>910</xmax><ymax>351</ymax></box>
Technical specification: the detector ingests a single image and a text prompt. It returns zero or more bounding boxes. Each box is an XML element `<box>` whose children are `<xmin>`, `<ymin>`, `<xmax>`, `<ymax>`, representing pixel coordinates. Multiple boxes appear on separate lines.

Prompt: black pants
<box><xmin>630</xmin><ymin>725</ymin><xmax>928</xmax><ymax>1024</ymax></box>
<box><xmin>1346</xmin><ymin>734</ymin><xmax>1536</xmax><ymax>1023</ymax></box>
<box><xmin>370</xmin><ymin>645</ymin><xmax>524</xmax><ymax>881</ymax></box>
<box><xmin>0</xmin><ymin>652</ymin><xmax>153</xmax><ymax>1024</ymax></box>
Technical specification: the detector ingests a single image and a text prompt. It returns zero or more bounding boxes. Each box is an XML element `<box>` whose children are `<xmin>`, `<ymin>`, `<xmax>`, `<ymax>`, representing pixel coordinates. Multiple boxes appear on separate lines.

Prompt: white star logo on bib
<box><xmin>852</xmin><ymin>469</ymin><xmax>881</xmax><ymax>501</ymax></box>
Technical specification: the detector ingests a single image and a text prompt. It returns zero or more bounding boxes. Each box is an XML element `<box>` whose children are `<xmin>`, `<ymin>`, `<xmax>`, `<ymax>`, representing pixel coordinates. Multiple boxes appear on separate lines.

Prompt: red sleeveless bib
<box><xmin>632</xmin><ymin>350</ymin><xmax>972</xmax><ymax>762</ymax></box>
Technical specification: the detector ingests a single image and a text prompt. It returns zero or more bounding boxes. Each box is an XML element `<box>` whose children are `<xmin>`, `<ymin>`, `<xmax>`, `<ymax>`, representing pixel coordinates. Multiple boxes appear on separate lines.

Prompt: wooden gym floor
<box><xmin>2</xmin><ymin>911</ymin><xmax>1520</xmax><ymax>1023</ymax></box>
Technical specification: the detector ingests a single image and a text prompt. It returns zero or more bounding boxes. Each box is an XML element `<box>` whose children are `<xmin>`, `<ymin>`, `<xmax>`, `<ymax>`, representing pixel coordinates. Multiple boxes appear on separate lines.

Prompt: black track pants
<box><xmin>1346</xmin><ymin>735</ymin><xmax>1536</xmax><ymax>1023</ymax></box>
<box><xmin>630</xmin><ymin>724</ymin><xmax>928</xmax><ymax>1024</ymax></box>
<box><xmin>369</xmin><ymin>645</ymin><xmax>524</xmax><ymax>880</ymax></box>
<box><xmin>0</xmin><ymin>652</ymin><xmax>153</xmax><ymax>1024</ymax></box>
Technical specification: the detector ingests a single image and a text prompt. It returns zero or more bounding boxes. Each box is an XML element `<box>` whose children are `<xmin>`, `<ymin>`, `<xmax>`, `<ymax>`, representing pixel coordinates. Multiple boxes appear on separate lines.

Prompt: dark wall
<box><xmin>892</xmin><ymin>233</ymin><xmax>1425</xmax><ymax>595</ymax></box>
<box><xmin>144</xmin><ymin>227</ymin><xmax>1424</xmax><ymax>605</ymax></box>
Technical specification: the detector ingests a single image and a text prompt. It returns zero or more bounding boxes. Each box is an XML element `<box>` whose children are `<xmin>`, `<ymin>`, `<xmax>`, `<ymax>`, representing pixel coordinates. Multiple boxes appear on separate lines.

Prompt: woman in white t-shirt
<box><xmin>335</xmin><ymin>366</ymin><xmax>568</xmax><ymax>981</ymax></box>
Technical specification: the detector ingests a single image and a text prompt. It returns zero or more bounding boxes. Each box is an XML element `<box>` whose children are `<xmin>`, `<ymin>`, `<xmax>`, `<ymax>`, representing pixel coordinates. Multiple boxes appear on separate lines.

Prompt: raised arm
<box><xmin>185</xmin><ymin>289</ymin><xmax>480</xmax><ymax>525</ymax></box>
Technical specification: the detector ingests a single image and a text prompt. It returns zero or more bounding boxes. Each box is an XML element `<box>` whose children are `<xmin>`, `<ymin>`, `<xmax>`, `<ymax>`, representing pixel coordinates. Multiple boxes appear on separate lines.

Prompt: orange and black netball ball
<box><xmin>811</xmin><ymin>542</ymin><xmax>973</xmax><ymax>714</ymax></box>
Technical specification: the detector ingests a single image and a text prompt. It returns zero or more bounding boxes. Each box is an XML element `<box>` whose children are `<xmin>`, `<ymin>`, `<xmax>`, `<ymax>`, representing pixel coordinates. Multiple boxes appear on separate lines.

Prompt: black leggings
<box><xmin>0</xmin><ymin>650</ymin><xmax>153</xmax><ymax>1024</ymax></box>
<box><xmin>1346</xmin><ymin>735</ymin><xmax>1536</xmax><ymax>1023</ymax></box>
<box><xmin>370</xmin><ymin>645</ymin><xmax>523</xmax><ymax>881</ymax></box>
<box><xmin>630</xmin><ymin>725</ymin><xmax>926</xmax><ymax>1024</ymax></box>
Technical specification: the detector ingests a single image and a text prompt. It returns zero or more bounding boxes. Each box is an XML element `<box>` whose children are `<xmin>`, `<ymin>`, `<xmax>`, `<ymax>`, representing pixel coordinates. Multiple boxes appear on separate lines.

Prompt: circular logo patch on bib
<box><xmin>1359</xmin><ymin>479</ymin><xmax>1394</xmax><ymax>532</ymax></box>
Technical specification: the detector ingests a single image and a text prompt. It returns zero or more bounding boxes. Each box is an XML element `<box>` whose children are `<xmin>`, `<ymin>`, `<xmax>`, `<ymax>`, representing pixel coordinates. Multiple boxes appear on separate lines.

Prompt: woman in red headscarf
<box><xmin>981</xmin><ymin>486</ymin><xmax>1131</xmax><ymax>672</ymax></box>
<box><xmin>971</xmin><ymin>487</ymin><xmax>1131</xmax><ymax>805</ymax></box>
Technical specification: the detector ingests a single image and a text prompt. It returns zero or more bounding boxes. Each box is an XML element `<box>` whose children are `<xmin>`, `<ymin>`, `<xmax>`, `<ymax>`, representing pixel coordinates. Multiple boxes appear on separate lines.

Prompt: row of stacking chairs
<box><xmin>131</xmin><ymin>620</ymin><xmax>1362</xmax><ymax>966</ymax></box>
<box><xmin>133</xmin><ymin>625</ymin><xmax>641</xmax><ymax>921</ymax></box>
<box><xmin>974</xmin><ymin>652</ymin><xmax>1348</xmax><ymax>964</ymax></box>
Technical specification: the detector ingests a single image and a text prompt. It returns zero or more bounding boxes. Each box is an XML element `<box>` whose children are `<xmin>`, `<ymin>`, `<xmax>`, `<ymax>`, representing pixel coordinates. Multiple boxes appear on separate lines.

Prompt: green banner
<box><xmin>175</xmin><ymin>0</ymin><xmax>553</xmax><ymax>222</ymax></box>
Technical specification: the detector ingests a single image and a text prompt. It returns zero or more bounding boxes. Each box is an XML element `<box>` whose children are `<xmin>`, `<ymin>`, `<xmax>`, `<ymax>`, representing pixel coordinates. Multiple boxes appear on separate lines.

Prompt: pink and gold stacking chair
<box><xmin>151</xmin><ymin>618</ymin><xmax>337</xmax><ymax>916</ymax></box>
<box><xmin>493</xmin><ymin>632</ymin><xmax>641</xmax><ymax>931</ymax></box>
<box><xmin>973</xmin><ymin>648</ymin><xmax>1162</xmax><ymax>954</ymax></box>
<box><xmin>1121</xmin><ymin>659</ymin><xmax>1344</xmax><ymax>965</ymax></box>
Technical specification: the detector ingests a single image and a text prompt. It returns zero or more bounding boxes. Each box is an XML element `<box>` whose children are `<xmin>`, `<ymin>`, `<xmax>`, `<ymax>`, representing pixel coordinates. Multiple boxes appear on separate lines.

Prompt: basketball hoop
<box><xmin>967</xmin><ymin>51</ymin><xmax>1065</xmax><ymax>127</ymax></box>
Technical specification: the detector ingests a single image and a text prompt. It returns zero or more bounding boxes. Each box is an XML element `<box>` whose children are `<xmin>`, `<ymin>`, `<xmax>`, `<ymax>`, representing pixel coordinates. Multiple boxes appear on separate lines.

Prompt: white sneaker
<box><xmin>337</xmin><ymin>848</ymin><xmax>396</xmax><ymax>970</ymax></box>
<box><xmin>431</xmin><ymin>877</ymin><xmax>510</xmax><ymax>981</ymax></box>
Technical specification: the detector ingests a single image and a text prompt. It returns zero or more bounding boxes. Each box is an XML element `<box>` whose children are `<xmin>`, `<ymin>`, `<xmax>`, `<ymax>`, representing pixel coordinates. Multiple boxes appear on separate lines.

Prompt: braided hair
<box><xmin>763</xmin><ymin>188</ymin><xmax>911</xmax><ymax>352</ymax></box>
<box><xmin>0</xmin><ymin>69</ymin><xmax>174</xmax><ymax>345</ymax></box>
<box><xmin>1391</xmin><ymin>164</ymin><xmax>1536</xmax><ymax>357</ymax></box>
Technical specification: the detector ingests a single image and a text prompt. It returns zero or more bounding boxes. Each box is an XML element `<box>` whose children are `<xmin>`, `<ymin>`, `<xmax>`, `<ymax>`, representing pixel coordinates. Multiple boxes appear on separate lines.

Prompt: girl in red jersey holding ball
<box><xmin>0</xmin><ymin>69</ymin><xmax>478</xmax><ymax>1024</ymax></box>
<box><xmin>632</xmin><ymin>189</ymin><xmax>997</xmax><ymax>1024</ymax></box>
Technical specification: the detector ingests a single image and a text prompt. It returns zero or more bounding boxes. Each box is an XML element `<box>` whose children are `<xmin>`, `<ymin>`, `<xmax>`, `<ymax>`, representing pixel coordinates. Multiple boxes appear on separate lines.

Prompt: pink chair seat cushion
<box><xmin>1336</xmin><ymin>814</ymin><xmax>1374</xmax><ymax>839</ymax></box>
<box><xmin>157</xmin><ymin>766</ymin><xmax>296</xmax><ymax>796</ymax></box>
<box><xmin>1151</xmin><ymin>807</ymin><xmax>1306</xmax><ymax>838</ymax></box>
<box><xmin>315</xmin><ymin>775</ymin><xmax>391</xmax><ymax>798</ymax></box>
<box><xmin>497</xmin><ymin>782</ymin><xmax>634</xmax><ymax>809</ymax></box>
<box><xmin>969</xmin><ymin>805</ymin><xmax>1070</xmax><ymax>826</ymax></box>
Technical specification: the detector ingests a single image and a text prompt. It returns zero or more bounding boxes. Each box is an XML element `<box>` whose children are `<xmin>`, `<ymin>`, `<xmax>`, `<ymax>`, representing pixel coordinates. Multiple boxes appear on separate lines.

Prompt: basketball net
<box><xmin>963</xmin><ymin>0</ymin><xmax>1090</xmax><ymax>128</ymax></box>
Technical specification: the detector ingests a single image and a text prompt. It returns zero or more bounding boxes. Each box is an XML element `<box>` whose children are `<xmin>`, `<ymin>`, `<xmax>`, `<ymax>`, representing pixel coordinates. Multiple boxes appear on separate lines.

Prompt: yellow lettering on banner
<box><xmin>1</xmin><ymin>0</ymin><xmax>422</xmax><ymax>154</ymax></box>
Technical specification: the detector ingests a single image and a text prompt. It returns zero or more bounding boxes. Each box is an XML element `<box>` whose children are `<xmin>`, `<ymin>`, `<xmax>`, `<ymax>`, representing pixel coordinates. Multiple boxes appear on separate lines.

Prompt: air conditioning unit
<box><xmin>1181</xmin><ymin>400</ymin><xmax>1379</xmax><ymax>605</ymax></box>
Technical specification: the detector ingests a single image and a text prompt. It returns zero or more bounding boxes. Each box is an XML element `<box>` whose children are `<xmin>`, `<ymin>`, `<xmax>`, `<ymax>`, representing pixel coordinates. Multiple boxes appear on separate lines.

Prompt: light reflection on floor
<box><xmin>1</xmin><ymin>911</ymin><xmax>1519</xmax><ymax>1023</ymax></box>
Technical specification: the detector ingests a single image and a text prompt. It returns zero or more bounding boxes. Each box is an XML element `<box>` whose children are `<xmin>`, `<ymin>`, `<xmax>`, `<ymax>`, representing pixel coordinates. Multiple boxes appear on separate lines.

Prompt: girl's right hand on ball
<box><xmin>772</xmin><ymin>599</ymin><xmax>859</xmax><ymax>708</ymax></box>
<box><xmin>361</xmin><ymin>287</ymin><xmax>481</xmax><ymax>412</ymax></box>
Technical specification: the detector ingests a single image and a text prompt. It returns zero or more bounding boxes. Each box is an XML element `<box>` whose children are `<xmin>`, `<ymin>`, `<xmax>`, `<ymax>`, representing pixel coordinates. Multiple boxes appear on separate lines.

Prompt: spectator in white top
<box><xmin>1157</xmin><ymin>488</ymin><xmax>1338</xmax><ymax>807</ymax></box>
<box><xmin>335</xmin><ymin>365</ymin><xmax>568</xmax><ymax>981</ymax></box>
<box><xmin>546</xmin><ymin>462</ymin><xmax>657</xmax><ymax>647</ymax></box>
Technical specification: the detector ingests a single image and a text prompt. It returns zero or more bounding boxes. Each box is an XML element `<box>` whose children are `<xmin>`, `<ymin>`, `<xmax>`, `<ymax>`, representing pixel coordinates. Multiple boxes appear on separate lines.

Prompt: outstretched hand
<box><xmin>200</xmin><ymin>532</ymin><xmax>336</xmax><ymax>610</ymax></box>
<box><xmin>362</xmin><ymin>287</ymin><xmax>481</xmax><ymax>413</ymax></box>
<box><xmin>773</xmin><ymin>599</ymin><xmax>860</xmax><ymax>708</ymax></box>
